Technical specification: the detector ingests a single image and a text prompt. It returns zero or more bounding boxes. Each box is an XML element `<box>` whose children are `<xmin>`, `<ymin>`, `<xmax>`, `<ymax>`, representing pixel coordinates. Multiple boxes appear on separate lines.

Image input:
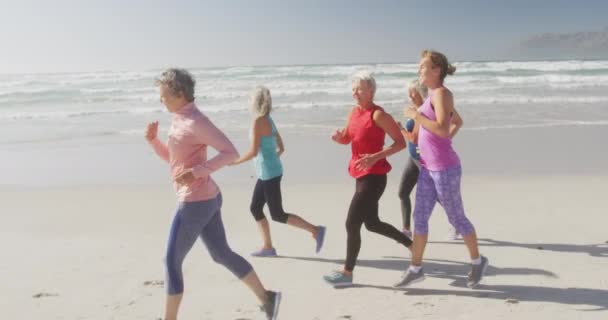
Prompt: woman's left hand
<box><xmin>354</xmin><ymin>154</ymin><xmax>379</xmax><ymax>171</ymax></box>
<box><xmin>175</xmin><ymin>169</ymin><xmax>196</xmax><ymax>186</ymax></box>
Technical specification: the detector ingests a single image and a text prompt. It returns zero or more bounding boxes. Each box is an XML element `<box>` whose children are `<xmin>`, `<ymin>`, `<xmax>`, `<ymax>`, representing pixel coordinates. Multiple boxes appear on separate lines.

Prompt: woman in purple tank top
<box><xmin>394</xmin><ymin>51</ymin><xmax>489</xmax><ymax>289</ymax></box>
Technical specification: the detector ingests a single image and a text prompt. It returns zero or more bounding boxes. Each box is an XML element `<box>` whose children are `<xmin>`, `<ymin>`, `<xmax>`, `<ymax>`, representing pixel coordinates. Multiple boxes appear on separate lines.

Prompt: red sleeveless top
<box><xmin>347</xmin><ymin>105</ymin><xmax>391</xmax><ymax>178</ymax></box>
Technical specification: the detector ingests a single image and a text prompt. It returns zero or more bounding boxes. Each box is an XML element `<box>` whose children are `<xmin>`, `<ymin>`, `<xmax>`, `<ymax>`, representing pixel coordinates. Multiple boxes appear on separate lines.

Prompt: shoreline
<box><xmin>1</xmin><ymin>124</ymin><xmax>607</xmax><ymax>189</ymax></box>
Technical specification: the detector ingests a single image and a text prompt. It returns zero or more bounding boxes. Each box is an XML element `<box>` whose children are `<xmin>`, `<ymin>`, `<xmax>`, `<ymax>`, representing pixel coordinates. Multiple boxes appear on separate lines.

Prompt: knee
<box><xmin>398</xmin><ymin>187</ymin><xmax>408</xmax><ymax>200</ymax></box>
<box><xmin>345</xmin><ymin>219</ymin><xmax>361</xmax><ymax>234</ymax></box>
<box><xmin>363</xmin><ymin>220</ymin><xmax>380</xmax><ymax>232</ymax></box>
<box><xmin>250</xmin><ymin>205</ymin><xmax>265</xmax><ymax>221</ymax></box>
<box><xmin>209</xmin><ymin>249</ymin><xmax>230</xmax><ymax>266</ymax></box>
<box><xmin>450</xmin><ymin>216</ymin><xmax>475</xmax><ymax>235</ymax></box>
<box><xmin>249</xmin><ymin>201</ymin><xmax>262</xmax><ymax>214</ymax></box>
<box><xmin>251</xmin><ymin>211</ymin><xmax>265</xmax><ymax>221</ymax></box>
<box><xmin>269</xmin><ymin>208</ymin><xmax>288</xmax><ymax>223</ymax></box>
<box><xmin>164</xmin><ymin>250</ymin><xmax>179</xmax><ymax>271</ymax></box>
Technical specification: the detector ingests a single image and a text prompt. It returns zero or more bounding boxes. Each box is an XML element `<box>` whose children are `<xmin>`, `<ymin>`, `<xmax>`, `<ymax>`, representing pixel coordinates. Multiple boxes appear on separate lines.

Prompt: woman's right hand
<box><xmin>145</xmin><ymin>121</ymin><xmax>159</xmax><ymax>142</ymax></box>
<box><xmin>331</xmin><ymin>128</ymin><xmax>346</xmax><ymax>143</ymax></box>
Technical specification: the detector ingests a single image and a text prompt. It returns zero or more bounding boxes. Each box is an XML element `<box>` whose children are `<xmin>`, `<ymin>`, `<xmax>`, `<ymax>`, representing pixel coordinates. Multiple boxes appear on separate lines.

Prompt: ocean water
<box><xmin>2</xmin><ymin>60</ymin><xmax>608</xmax><ymax>142</ymax></box>
<box><xmin>2</xmin><ymin>60</ymin><xmax>608</xmax><ymax>186</ymax></box>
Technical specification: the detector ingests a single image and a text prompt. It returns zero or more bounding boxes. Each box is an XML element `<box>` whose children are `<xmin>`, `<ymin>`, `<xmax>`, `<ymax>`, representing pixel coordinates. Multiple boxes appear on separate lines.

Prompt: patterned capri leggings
<box><xmin>413</xmin><ymin>166</ymin><xmax>475</xmax><ymax>235</ymax></box>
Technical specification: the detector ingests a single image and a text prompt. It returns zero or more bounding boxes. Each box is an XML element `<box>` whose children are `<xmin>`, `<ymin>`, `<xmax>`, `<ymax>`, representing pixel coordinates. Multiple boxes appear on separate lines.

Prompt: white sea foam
<box><xmin>1</xmin><ymin>60</ymin><xmax>607</xmax><ymax>143</ymax></box>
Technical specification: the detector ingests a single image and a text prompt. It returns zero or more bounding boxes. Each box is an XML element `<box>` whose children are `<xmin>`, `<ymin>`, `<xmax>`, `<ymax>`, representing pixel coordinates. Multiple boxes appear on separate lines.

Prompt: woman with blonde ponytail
<box><xmin>394</xmin><ymin>50</ymin><xmax>488</xmax><ymax>289</ymax></box>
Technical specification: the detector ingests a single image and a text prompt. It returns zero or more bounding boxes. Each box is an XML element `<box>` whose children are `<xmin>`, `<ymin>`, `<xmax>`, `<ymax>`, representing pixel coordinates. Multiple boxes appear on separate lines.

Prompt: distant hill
<box><xmin>513</xmin><ymin>27</ymin><xmax>608</xmax><ymax>60</ymax></box>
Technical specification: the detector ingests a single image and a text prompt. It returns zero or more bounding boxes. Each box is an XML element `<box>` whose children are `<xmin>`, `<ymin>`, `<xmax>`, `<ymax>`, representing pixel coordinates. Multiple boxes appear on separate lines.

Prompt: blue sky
<box><xmin>1</xmin><ymin>0</ymin><xmax>607</xmax><ymax>73</ymax></box>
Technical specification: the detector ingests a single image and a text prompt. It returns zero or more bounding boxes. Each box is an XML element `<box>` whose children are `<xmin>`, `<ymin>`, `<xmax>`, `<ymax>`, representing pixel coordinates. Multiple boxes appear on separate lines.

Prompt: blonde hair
<box><xmin>421</xmin><ymin>50</ymin><xmax>456</xmax><ymax>80</ymax></box>
<box><xmin>408</xmin><ymin>79</ymin><xmax>428</xmax><ymax>99</ymax></box>
<box><xmin>250</xmin><ymin>86</ymin><xmax>272</xmax><ymax>116</ymax></box>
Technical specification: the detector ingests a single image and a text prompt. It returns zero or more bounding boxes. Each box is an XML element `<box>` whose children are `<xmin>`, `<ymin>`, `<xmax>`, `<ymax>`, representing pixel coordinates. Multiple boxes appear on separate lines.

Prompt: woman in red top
<box><xmin>323</xmin><ymin>71</ymin><xmax>413</xmax><ymax>287</ymax></box>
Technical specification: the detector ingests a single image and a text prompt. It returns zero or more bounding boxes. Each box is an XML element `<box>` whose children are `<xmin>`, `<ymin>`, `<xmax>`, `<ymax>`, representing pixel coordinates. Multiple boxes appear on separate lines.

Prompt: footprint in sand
<box><xmin>506</xmin><ymin>298</ymin><xmax>520</xmax><ymax>304</ymax></box>
<box><xmin>143</xmin><ymin>280</ymin><xmax>164</xmax><ymax>286</ymax></box>
<box><xmin>32</xmin><ymin>292</ymin><xmax>59</xmax><ymax>299</ymax></box>
<box><xmin>414</xmin><ymin>301</ymin><xmax>435</xmax><ymax>308</ymax></box>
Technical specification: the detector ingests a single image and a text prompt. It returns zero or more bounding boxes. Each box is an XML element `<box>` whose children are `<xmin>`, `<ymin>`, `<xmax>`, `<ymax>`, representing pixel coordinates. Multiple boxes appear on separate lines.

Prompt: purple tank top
<box><xmin>417</xmin><ymin>94</ymin><xmax>460</xmax><ymax>171</ymax></box>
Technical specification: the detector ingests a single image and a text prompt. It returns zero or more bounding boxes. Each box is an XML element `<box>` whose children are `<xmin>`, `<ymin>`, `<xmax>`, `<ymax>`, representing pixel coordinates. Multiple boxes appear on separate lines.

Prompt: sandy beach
<box><xmin>3</xmin><ymin>1</ymin><xmax>608</xmax><ymax>318</ymax></box>
<box><xmin>1</xmin><ymin>125</ymin><xmax>607</xmax><ymax>319</ymax></box>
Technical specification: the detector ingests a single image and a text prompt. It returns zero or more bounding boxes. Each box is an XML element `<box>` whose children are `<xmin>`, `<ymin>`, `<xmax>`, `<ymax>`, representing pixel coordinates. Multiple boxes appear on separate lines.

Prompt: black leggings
<box><xmin>250</xmin><ymin>175</ymin><xmax>290</xmax><ymax>223</ymax></box>
<box><xmin>345</xmin><ymin>174</ymin><xmax>412</xmax><ymax>272</ymax></box>
<box><xmin>398</xmin><ymin>157</ymin><xmax>420</xmax><ymax>229</ymax></box>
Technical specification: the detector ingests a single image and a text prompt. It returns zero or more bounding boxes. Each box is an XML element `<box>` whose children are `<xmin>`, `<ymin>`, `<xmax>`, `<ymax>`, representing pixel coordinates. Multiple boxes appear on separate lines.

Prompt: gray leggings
<box><xmin>398</xmin><ymin>156</ymin><xmax>420</xmax><ymax>229</ymax></box>
<box><xmin>165</xmin><ymin>194</ymin><xmax>253</xmax><ymax>295</ymax></box>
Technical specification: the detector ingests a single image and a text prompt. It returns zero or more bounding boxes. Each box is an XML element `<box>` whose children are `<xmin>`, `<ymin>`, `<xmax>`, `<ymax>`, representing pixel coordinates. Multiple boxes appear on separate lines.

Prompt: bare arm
<box><xmin>372</xmin><ymin>110</ymin><xmax>406</xmax><ymax>158</ymax></box>
<box><xmin>275</xmin><ymin>129</ymin><xmax>285</xmax><ymax>157</ymax></box>
<box><xmin>449</xmin><ymin>108</ymin><xmax>463</xmax><ymax>139</ymax></box>
<box><xmin>400</xmin><ymin>128</ymin><xmax>418</xmax><ymax>145</ymax></box>
<box><xmin>354</xmin><ymin>110</ymin><xmax>406</xmax><ymax>170</ymax></box>
<box><xmin>407</xmin><ymin>88</ymin><xmax>453</xmax><ymax>139</ymax></box>
<box><xmin>331</xmin><ymin>108</ymin><xmax>354</xmax><ymax>145</ymax></box>
<box><xmin>232</xmin><ymin>117</ymin><xmax>264</xmax><ymax>165</ymax></box>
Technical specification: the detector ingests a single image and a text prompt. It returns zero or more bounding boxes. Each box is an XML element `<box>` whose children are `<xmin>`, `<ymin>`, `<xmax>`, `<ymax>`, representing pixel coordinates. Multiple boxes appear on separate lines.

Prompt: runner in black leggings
<box><xmin>397</xmin><ymin>79</ymin><xmax>426</xmax><ymax>238</ymax></box>
<box><xmin>346</xmin><ymin>174</ymin><xmax>412</xmax><ymax>272</ymax></box>
<box><xmin>324</xmin><ymin>71</ymin><xmax>412</xmax><ymax>287</ymax></box>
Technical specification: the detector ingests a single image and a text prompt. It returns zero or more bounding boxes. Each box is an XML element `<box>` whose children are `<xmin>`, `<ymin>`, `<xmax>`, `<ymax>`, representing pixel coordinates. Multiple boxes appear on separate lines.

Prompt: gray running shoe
<box><xmin>323</xmin><ymin>270</ymin><xmax>353</xmax><ymax>287</ymax></box>
<box><xmin>467</xmin><ymin>256</ymin><xmax>489</xmax><ymax>288</ymax></box>
<box><xmin>260</xmin><ymin>290</ymin><xmax>281</xmax><ymax>320</ymax></box>
<box><xmin>393</xmin><ymin>268</ymin><xmax>425</xmax><ymax>287</ymax></box>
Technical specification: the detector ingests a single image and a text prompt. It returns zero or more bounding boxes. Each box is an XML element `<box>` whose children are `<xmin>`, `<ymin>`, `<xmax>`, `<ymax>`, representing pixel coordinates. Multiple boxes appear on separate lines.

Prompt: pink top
<box><xmin>347</xmin><ymin>105</ymin><xmax>391</xmax><ymax>178</ymax></box>
<box><xmin>417</xmin><ymin>95</ymin><xmax>461</xmax><ymax>171</ymax></box>
<box><xmin>148</xmin><ymin>103</ymin><xmax>239</xmax><ymax>202</ymax></box>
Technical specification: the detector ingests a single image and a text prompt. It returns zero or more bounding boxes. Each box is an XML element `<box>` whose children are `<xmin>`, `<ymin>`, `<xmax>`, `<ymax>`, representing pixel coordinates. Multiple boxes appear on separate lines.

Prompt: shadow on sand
<box><xmin>278</xmin><ymin>255</ymin><xmax>606</xmax><ymax>311</ymax></box>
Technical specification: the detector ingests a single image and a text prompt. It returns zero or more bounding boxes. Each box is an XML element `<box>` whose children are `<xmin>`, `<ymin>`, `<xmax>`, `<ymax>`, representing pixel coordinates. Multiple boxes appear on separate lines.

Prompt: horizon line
<box><xmin>2</xmin><ymin>57</ymin><xmax>608</xmax><ymax>76</ymax></box>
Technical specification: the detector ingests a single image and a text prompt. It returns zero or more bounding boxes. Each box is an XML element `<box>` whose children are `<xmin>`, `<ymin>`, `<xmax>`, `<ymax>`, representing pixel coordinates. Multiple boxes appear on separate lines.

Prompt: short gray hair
<box><xmin>408</xmin><ymin>79</ymin><xmax>428</xmax><ymax>99</ymax></box>
<box><xmin>250</xmin><ymin>86</ymin><xmax>272</xmax><ymax>116</ymax></box>
<box><xmin>351</xmin><ymin>70</ymin><xmax>377</xmax><ymax>96</ymax></box>
<box><xmin>155</xmin><ymin>68</ymin><xmax>196</xmax><ymax>102</ymax></box>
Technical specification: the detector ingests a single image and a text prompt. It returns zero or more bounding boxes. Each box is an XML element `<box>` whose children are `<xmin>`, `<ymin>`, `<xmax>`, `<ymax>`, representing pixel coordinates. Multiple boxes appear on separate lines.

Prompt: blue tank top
<box><xmin>254</xmin><ymin>115</ymin><xmax>283</xmax><ymax>180</ymax></box>
<box><xmin>408</xmin><ymin>141</ymin><xmax>420</xmax><ymax>161</ymax></box>
<box><xmin>404</xmin><ymin>118</ymin><xmax>420</xmax><ymax>161</ymax></box>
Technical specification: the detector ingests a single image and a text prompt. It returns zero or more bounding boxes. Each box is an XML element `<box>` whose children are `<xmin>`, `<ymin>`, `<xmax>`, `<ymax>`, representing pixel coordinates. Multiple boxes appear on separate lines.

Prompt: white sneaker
<box><xmin>447</xmin><ymin>226</ymin><xmax>462</xmax><ymax>240</ymax></box>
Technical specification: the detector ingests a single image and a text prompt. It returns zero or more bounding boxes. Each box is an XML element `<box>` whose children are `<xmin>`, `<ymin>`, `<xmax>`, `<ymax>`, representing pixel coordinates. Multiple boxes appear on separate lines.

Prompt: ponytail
<box><xmin>421</xmin><ymin>50</ymin><xmax>455</xmax><ymax>79</ymax></box>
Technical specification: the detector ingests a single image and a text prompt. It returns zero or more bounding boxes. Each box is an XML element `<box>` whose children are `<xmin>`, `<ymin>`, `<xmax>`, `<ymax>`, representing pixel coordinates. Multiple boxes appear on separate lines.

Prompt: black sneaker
<box><xmin>260</xmin><ymin>290</ymin><xmax>281</xmax><ymax>320</ymax></box>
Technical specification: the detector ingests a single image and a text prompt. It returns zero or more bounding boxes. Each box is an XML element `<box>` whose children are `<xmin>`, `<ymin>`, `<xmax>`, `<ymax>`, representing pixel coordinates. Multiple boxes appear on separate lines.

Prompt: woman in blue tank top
<box><xmin>232</xmin><ymin>86</ymin><xmax>326</xmax><ymax>257</ymax></box>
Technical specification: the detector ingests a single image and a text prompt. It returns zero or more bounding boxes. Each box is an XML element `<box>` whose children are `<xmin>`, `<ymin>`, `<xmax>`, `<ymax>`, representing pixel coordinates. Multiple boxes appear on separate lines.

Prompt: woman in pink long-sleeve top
<box><xmin>145</xmin><ymin>69</ymin><xmax>280</xmax><ymax>320</ymax></box>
